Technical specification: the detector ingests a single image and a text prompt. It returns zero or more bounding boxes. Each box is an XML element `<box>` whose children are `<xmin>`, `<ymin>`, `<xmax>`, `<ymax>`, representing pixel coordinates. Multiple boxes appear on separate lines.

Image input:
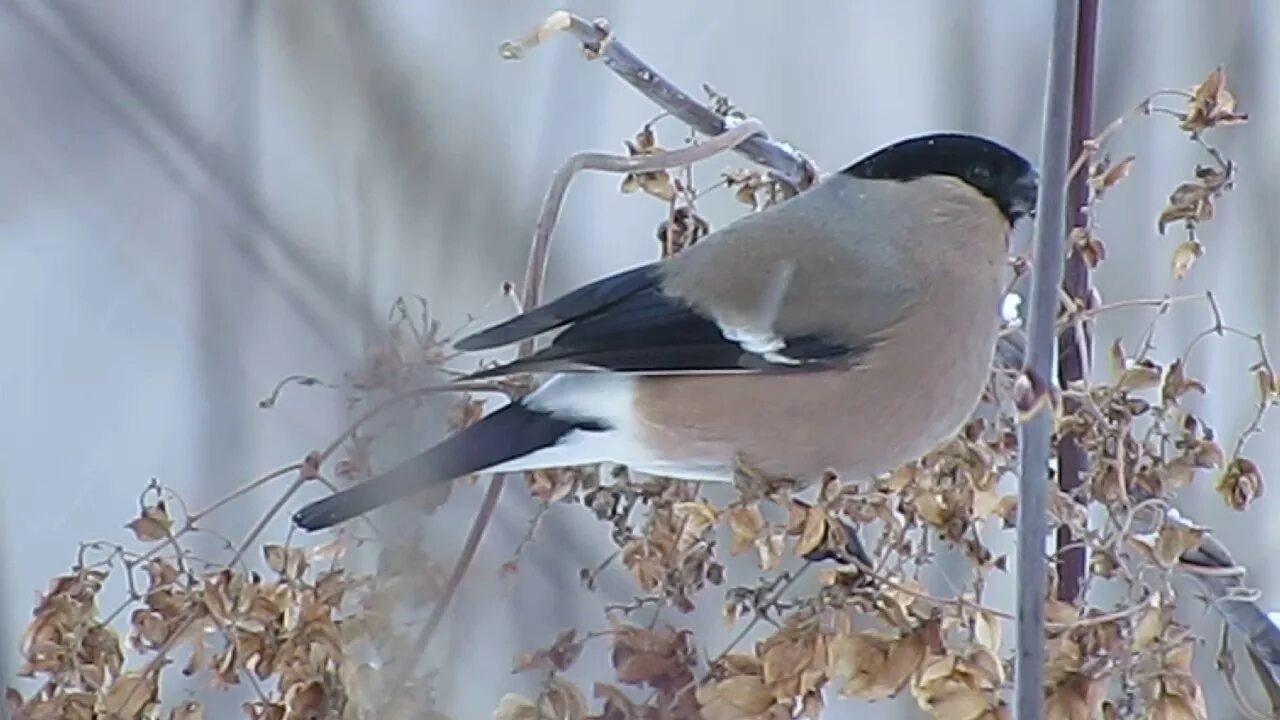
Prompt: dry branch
<box><xmin>501</xmin><ymin>10</ymin><xmax>817</xmax><ymax>191</ymax></box>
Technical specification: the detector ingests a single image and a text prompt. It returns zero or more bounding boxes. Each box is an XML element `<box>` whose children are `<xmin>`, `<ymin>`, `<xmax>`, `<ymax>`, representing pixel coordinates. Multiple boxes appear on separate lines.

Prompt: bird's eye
<box><xmin>968</xmin><ymin>165</ymin><xmax>992</xmax><ymax>183</ymax></box>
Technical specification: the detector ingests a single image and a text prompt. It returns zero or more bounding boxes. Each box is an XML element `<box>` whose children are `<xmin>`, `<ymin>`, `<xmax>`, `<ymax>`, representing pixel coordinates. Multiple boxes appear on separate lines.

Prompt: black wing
<box><xmin>454</xmin><ymin>264</ymin><xmax>658</xmax><ymax>351</ymax></box>
<box><xmin>455</xmin><ymin>263</ymin><xmax>869</xmax><ymax>379</ymax></box>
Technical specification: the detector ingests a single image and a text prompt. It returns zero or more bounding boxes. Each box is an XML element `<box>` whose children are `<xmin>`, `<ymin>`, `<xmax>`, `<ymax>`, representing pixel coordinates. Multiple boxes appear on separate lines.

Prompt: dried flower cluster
<box><xmin>7</xmin><ymin>68</ymin><xmax>1269</xmax><ymax>720</ymax></box>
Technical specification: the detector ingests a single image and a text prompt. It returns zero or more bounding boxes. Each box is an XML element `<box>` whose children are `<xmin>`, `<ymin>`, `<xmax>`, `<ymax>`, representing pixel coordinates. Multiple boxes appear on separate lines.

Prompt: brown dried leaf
<box><xmin>970</xmin><ymin>488</ymin><xmax>1002</xmax><ymax>521</ymax></box>
<box><xmin>974</xmin><ymin>611</ymin><xmax>1001</xmax><ymax>654</ymax></box>
<box><xmin>1113</xmin><ymin>351</ymin><xmax>1163</xmax><ymax>391</ymax></box>
<box><xmin>242</xmin><ymin>701</ymin><xmax>286</xmax><ymax>720</ymax></box>
<box><xmin>146</xmin><ymin>586</ymin><xmax>187</xmax><ymax>618</ymax></box>
<box><xmin>129</xmin><ymin>609</ymin><xmax>168</xmax><ymax>649</ymax></box>
<box><xmin>526</xmin><ymin>467</ymin><xmax>585</xmax><ymax>504</ymax></box>
<box><xmin>671</xmin><ymin>500</ymin><xmax>717</xmax><ymax>551</ymax></box>
<box><xmin>1090</xmin><ymin>154</ymin><xmax>1136</xmax><ymax>197</ymax></box>
<box><xmin>1044</xmin><ymin>675</ymin><xmax>1104</xmax><ymax>720</ymax></box>
<box><xmin>1171</xmin><ymin>240</ymin><xmax>1203</xmax><ymax>279</ymax></box>
<box><xmin>1158</xmin><ymin>457</ymin><xmax>1197</xmax><ymax>493</ymax></box>
<box><xmin>1161</xmin><ymin>359</ymin><xmax>1206</xmax><ymax>405</ymax></box>
<box><xmin>306</xmin><ymin>530</ymin><xmax>344</xmax><ymax>561</ymax></box>
<box><xmin>755</xmin><ymin>529</ymin><xmax>785</xmax><ymax>572</ymax></box>
<box><xmin>1133</xmin><ymin>595</ymin><xmax>1170</xmax><ymax>649</ymax></box>
<box><xmin>827</xmin><ymin>631</ymin><xmax>888</xmax><ymax>698</ymax></box>
<box><xmin>1107</xmin><ymin>338</ymin><xmax>1126</xmax><ymax>377</ymax></box>
<box><xmin>1045</xmin><ymin>633</ymin><xmax>1083</xmax><ymax>686</ymax></box>
<box><xmin>262</xmin><ymin>544</ymin><xmax>308</xmax><ymax>579</ymax></box>
<box><xmin>723</xmin><ymin>168</ymin><xmax>775</xmax><ymax>211</ymax></box>
<box><xmin>914</xmin><ymin>491</ymin><xmax>949</xmax><ymax>526</ymax></box>
<box><xmin>637</xmin><ymin>171</ymin><xmax>676</xmax><ymax>201</ymax></box>
<box><xmin>127</xmin><ymin>502</ymin><xmax>173</xmax><ymax>542</ymax></box>
<box><xmin>1070</xmin><ymin>228</ymin><xmax>1107</xmax><ymax>268</ymax></box>
<box><xmin>619</xmin><ymin>128</ymin><xmax>676</xmax><ymax>202</ymax></box>
<box><xmin>619</xmin><ymin>173</ymin><xmax>642</xmax><ymax>195</ymax></box>
<box><xmin>829</xmin><ymin>622</ymin><xmax>934</xmax><ymax>701</ymax></box>
<box><xmin>493</xmin><ymin>694</ymin><xmax>542</xmax><ymax>720</ymax></box>
<box><xmin>610</xmin><ymin>623</ymin><xmax>692</xmax><ymax>688</ymax></box>
<box><xmin>143</xmin><ymin>558</ymin><xmax>180</xmax><ymax>589</ymax></box>
<box><xmin>1189</xmin><ymin>438</ymin><xmax>1224</xmax><ymax>469</ymax></box>
<box><xmin>98</xmin><ymin>672</ymin><xmax>158</xmax><ymax>719</ymax></box>
<box><xmin>794</xmin><ymin>506</ymin><xmax>829</xmax><ymax>557</ymax></box>
<box><xmin>1147</xmin><ymin>695</ymin><xmax>1205</xmax><ymax>720</ymax></box>
<box><xmin>169</xmin><ymin>700</ymin><xmax>204</xmax><ymax>720</ymax></box>
<box><xmin>449</xmin><ymin>394</ymin><xmax>487</xmax><ymax>432</ymax></box>
<box><xmin>1180</xmin><ymin>66</ymin><xmax>1249</xmax><ymax>131</ymax></box>
<box><xmin>1217</xmin><ymin>457</ymin><xmax>1263</xmax><ymax>510</ymax></box>
<box><xmin>880</xmin><ymin>628</ymin><xmax>931</xmax><ymax>697</ymax></box>
<box><xmin>542</xmin><ymin>678</ymin><xmax>588</xmax><ymax>720</ymax></box>
<box><xmin>1257</xmin><ymin>368</ymin><xmax>1280</xmax><ymax>402</ymax></box>
<box><xmin>993</xmin><ymin>495</ymin><xmax>1018</xmax><ymax>528</ymax></box>
<box><xmin>1133</xmin><ymin>517</ymin><xmax>1208</xmax><ymax>568</ymax></box>
<box><xmin>916</xmin><ymin>685</ymin><xmax>993</xmax><ymax>720</ymax></box>
<box><xmin>759</xmin><ymin>619</ymin><xmax>827</xmax><ymax>701</ymax></box>
<box><xmin>513</xmin><ymin>629</ymin><xmax>582</xmax><ymax>674</ymax></box>
<box><xmin>631</xmin><ymin>126</ymin><xmax>659</xmax><ymax>153</ymax></box>
<box><xmin>656</xmin><ymin>206</ymin><xmax>711</xmax><ymax>256</ymax></box>
<box><xmin>593</xmin><ymin>683</ymin><xmax>638</xmax><ymax>720</ymax></box>
<box><xmin>695</xmin><ymin>675</ymin><xmax>775</xmax><ymax>720</ymax></box>
<box><xmin>727</xmin><ymin>504</ymin><xmax>765</xmax><ymax>556</ymax></box>
<box><xmin>1158</xmin><ymin>183</ymin><xmax>1209</xmax><ymax>234</ymax></box>
<box><xmin>283</xmin><ymin>681</ymin><xmax>328</xmax><ymax>718</ymax></box>
<box><xmin>914</xmin><ymin>649</ymin><xmax>1004</xmax><ymax>720</ymax></box>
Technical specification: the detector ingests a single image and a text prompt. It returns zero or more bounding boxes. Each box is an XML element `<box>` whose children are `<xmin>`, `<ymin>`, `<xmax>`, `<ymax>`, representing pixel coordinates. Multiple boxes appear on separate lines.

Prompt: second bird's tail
<box><xmin>292</xmin><ymin>401</ymin><xmax>586</xmax><ymax>531</ymax></box>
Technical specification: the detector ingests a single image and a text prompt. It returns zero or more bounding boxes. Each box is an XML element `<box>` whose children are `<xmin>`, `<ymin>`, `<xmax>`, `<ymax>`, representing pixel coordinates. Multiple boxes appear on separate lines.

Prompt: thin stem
<box><xmin>519</xmin><ymin>118</ymin><xmax>767</xmax><ymax>321</ymax></box>
<box><xmin>189</xmin><ymin>463</ymin><xmax>303</xmax><ymax>523</ymax></box>
<box><xmin>500</xmin><ymin>12</ymin><xmax>815</xmax><ymax>190</ymax></box>
<box><xmin>228</xmin><ymin>477</ymin><xmax>306</xmax><ymax>568</ymax></box>
<box><xmin>317</xmin><ymin>381</ymin><xmax>514</xmax><ymax>465</ymax></box>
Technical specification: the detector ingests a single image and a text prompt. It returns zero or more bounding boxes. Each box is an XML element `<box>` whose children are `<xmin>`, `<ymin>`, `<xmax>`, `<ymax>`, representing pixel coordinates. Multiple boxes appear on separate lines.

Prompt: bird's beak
<box><xmin>1012</xmin><ymin>170</ymin><xmax>1040</xmax><ymax>221</ymax></box>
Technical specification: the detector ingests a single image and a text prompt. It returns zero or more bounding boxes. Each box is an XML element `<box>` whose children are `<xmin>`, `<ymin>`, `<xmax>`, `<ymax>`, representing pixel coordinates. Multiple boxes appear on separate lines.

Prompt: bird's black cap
<box><xmin>841</xmin><ymin>132</ymin><xmax>1039</xmax><ymax>224</ymax></box>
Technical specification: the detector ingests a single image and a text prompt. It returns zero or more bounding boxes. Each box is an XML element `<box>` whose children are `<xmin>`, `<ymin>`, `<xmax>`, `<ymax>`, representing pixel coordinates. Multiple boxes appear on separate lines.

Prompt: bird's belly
<box><xmin>632</xmin><ymin>316</ymin><xmax>999</xmax><ymax>484</ymax></box>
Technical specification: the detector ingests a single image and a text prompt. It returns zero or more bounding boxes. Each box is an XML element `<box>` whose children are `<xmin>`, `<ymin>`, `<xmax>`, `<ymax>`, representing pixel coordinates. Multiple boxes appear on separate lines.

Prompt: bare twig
<box><xmin>188</xmin><ymin>463</ymin><xmax>305</xmax><ymax>523</ymax></box>
<box><xmin>520</xmin><ymin>117</ymin><xmax>767</xmax><ymax>312</ymax></box>
<box><xmin>1015</xmin><ymin>2</ymin><xmax>1078</xmax><ymax>717</ymax></box>
<box><xmin>317</xmin><ymin>380</ymin><xmax>515</xmax><ymax>464</ymax></box>
<box><xmin>414</xmin><ymin>476</ymin><xmax>505</xmax><ymax>649</ymax></box>
<box><xmin>228</xmin><ymin>476</ymin><xmax>307</xmax><ymax>568</ymax></box>
<box><xmin>500</xmin><ymin>10</ymin><xmax>816</xmax><ymax>190</ymax></box>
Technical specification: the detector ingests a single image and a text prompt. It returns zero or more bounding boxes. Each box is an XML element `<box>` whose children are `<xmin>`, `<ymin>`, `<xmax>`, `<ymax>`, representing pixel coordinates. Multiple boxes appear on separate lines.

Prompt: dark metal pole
<box><xmin>1055</xmin><ymin>0</ymin><xmax>1100</xmax><ymax>604</ymax></box>
<box><xmin>1016</xmin><ymin>2</ymin><xmax>1079</xmax><ymax>718</ymax></box>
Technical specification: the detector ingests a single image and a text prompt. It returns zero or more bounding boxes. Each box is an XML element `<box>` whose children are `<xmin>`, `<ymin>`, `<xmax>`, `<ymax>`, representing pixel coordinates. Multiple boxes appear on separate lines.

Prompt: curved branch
<box><xmin>520</xmin><ymin>117</ymin><xmax>767</xmax><ymax>323</ymax></box>
<box><xmin>500</xmin><ymin>11</ymin><xmax>815</xmax><ymax>190</ymax></box>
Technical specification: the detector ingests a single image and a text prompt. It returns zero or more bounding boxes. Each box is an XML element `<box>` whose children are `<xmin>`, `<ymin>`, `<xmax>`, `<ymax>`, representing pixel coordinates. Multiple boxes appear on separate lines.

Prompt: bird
<box><xmin>293</xmin><ymin>132</ymin><xmax>1038</xmax><ymax>532</ymax></box>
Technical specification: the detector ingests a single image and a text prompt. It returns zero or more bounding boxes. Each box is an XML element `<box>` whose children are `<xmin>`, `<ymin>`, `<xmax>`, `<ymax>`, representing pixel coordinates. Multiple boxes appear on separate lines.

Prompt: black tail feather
<box><xmin>292</xmin><ymin>401</ymin><xmax>586</xmax><ymax>531</ymax></box>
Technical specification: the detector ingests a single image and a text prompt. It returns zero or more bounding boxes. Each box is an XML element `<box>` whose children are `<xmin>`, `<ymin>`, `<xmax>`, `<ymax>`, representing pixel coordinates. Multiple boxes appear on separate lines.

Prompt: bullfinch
<box><xmin>293</xmin><ymin>132</ymin><xmax>1038</xmax><ymax>531</ymax></box>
